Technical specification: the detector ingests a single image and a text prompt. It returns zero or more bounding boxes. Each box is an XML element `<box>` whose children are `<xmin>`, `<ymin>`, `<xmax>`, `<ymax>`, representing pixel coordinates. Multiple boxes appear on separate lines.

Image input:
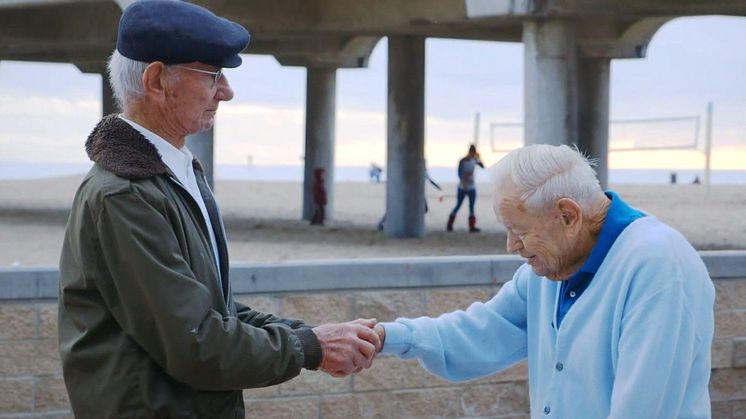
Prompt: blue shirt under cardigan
<box><xmin>556</xmin><ymin>192</ymin><xmax>645</xmax><ymax>328</ymax></box>
<box><xmin>381</xmin><ymin>196</ymin><xmax>715</xmax><ymax>419</ymax></box>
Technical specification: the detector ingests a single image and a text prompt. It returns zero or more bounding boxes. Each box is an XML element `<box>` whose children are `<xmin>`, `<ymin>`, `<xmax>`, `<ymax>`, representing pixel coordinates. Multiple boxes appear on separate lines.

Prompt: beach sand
<box><xmin>0</xmin><ymin>175</ymin><xmax>744</xmax><ymax>266</ymax></box>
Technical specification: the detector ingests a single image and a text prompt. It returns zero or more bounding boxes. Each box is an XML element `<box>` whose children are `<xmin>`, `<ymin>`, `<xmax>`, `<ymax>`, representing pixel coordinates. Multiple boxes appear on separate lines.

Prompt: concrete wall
<box><xmin>0</xmin><ymin>252</ymin><xmax>744</xmax><ymax>418</ymax></box>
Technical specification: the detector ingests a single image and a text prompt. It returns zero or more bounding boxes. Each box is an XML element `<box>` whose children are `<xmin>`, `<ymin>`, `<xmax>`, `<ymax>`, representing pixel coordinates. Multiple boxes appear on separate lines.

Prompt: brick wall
<box><xmin>0</xmin><ymin>302</ymin><xmax>68</xmax><ymax>418</ymax></box>
<box><xmin>238</xmin><ymin>287</ymin><xmax>530</xmax><ymax>419</ymax></box>
<box><xmin>711</xmin><ymin>279</ymin><xmax>746</xmax><ymax>418</ymax></box>
<box><xmin>1</xmin><ymin>279</ymin><xmax>745</xmax><ymax>418</ymax></box>
<box><xmin>1</xmin><ymin>248</ymin><xmax>745</xmax><ymax>419</ymax></box>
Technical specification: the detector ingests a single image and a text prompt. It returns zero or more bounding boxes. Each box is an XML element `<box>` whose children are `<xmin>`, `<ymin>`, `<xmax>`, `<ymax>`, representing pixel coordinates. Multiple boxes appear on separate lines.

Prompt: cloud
<box><xmin>1</xmin><ymin>15</ymin><xmax>744</xmax><ymax>171</ymax></box>
<box><xmin>0</xmin><ymin>95</ymin><xmax>99</xmax><ymax>162</ymax></box>
<box><xmin>213</xmin><ymin>102</ymin><xmax>493</xmax><ymax>166</ymax></box>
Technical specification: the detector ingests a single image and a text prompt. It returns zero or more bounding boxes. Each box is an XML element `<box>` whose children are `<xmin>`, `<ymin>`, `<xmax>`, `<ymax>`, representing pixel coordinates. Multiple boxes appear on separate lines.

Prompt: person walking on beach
<box><xmin>369</xmin><ymin>163</ymin><xmax>383</xmax><ymax>183</ymax></box>
<box><xmin>374</xmin><ymin>144</ymin><xmax>715</xmax><ymax>418</ymax></box>
<box><xmin>57</xmin><ymin>2</ymin><xmax>379</xmax><ymax>418</ymax></box>
<box><xmin>447</xmin><ymin>144</ymin><xmax>484</xmax><ymax>232</ymax></box>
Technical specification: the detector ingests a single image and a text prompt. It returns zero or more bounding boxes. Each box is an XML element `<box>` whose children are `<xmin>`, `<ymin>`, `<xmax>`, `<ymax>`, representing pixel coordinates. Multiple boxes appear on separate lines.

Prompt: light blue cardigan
<box><xmin>381</xmin><ymin>216</ymin><xmax>715</xmax><ymax>418</ymax></box>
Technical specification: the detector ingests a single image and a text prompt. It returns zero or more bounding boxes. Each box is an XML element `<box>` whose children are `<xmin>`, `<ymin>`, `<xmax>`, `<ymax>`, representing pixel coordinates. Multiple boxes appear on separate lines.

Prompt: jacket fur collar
<box><xmin>85</xmin><ymin>115</ymin><xmax>168</xmax><ymax>180</ymax></box>
<box><xmin>85</xmin><ymin>114</ymin><xmax>205</xmax><ymax>180</ymax></box>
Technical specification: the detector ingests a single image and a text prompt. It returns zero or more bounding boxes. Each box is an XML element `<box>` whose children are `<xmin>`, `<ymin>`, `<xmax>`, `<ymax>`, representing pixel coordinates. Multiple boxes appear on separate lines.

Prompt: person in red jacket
<box><xmin>311</xmin><ymin>167</ymin><xmax>327</xmax><ymax>225</ymax></box>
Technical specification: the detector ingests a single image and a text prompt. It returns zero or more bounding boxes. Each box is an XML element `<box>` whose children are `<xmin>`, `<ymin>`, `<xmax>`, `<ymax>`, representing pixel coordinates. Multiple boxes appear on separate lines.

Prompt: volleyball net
<box><xmin>488</xmin><ymin>115</ymin><xmax>702</xmax><ymax>153</ymax></box>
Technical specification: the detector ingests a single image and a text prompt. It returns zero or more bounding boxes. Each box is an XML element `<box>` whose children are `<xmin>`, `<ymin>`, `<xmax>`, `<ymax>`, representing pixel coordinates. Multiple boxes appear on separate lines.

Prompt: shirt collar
<box><xmin>118</xmin><ymin>115</ymin><xmax>194</xmax><ymax>184</ymax></box>
<box><xmin>578</xmin><ymin>191</ymin><xmax>646</xmax><ymax>274</ymax></box>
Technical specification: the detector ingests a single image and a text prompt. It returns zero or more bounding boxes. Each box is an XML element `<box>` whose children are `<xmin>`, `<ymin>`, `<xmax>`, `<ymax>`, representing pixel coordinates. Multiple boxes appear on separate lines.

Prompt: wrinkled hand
<box><xmin>313</xmin><ymin>319</ymin><xmax>380</xmax><ymax>377</ymax></box>
<box><xmin>373</xmin><ymin>323</ymin><xmax>386</xmax><ymax>351</ymax></box>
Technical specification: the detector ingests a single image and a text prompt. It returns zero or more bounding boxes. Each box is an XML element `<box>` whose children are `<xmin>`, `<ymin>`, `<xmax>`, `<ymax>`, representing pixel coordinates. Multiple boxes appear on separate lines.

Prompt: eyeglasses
<box><xmin>172</xmin><ymin>65</ymin><xmax>223</xmax><ymax>88</ymax></box>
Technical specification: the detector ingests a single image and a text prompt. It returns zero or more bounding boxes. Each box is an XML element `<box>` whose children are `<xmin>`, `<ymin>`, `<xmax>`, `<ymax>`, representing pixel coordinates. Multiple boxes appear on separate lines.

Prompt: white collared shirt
<box><xmin>118</xmin><ymin>115</ymin><xmax>222</xmax><ymax>280</ymax></box>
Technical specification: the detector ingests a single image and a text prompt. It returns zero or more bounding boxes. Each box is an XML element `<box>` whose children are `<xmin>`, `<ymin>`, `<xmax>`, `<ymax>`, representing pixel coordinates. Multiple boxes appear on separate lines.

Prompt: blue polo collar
<box><xmin>578</xmin><ymin>191</ymin><xmax>646</xmax><ymax>275</ymax></box>
<box><xmin>555</xmin><ymin>191</ymin><xmax>645</xmax><ymax>328</ymax></box>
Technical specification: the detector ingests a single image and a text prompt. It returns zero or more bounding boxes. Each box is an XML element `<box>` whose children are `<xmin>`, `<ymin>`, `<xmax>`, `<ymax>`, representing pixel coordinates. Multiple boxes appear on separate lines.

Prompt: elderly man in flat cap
<box><xmin>374</xmin><ymin>145</ymin><xmax>715</xmax><ymax>418</ymax></box>
<box><xmin>58</xmin><ymin>1</ymin><xmax>379</xmax><ymax>418</ymax></box>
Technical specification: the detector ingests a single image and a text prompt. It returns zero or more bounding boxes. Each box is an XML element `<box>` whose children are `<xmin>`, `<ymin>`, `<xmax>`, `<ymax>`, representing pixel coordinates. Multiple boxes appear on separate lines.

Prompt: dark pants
<box><xmin>311</xmin><ymin>205</ymin><xmax>325</xmax><ymax>225</ymax></box>
<box><xmin>451</xmin><ymin>188</ymin><xmax>476</xmax><ymax>216</ymax></box>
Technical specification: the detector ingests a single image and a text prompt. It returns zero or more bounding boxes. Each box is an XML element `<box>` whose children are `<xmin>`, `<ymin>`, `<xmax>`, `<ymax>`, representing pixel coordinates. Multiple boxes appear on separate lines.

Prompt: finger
<box><xmin>351</xmin><ymin>318</ymin><xmax>377</xmax><ymax>328</ymax></box>
<box><xmin>356</xmin><ymin>323</ymin><xmax>380</xmax><ymax>343</ymax></box>
<box><xmin>356</xmin><ymin>339</ymin><xmax>376</xmax><ymax>362</ymax></box>
<box><xmin>373</xmin><ymin>324</ymin><xmax>386</xmax><ymax>350</ymax></box>
<box><xmin>353</xmin><ymin>365</ymin><xmax>364</xmax><ymax>374</ymax></box>
<box><xmin>331</xmin><ymin>370</ymin><xmax>347</xmax><ymax>378</ymax></box>
<box><xmin>356</xmin><ymin>325</ymin><xmax>382</xmax><ymax>351</ymax></box>
<box><xmin>362</xmin><ymin>347</ymin><xmax>380</xmax><ymax>369</ymax></box>
<box><xmin>352</xmin><ymin>350</ymin><xmax>370</xmax><ymax>371</ymax></box>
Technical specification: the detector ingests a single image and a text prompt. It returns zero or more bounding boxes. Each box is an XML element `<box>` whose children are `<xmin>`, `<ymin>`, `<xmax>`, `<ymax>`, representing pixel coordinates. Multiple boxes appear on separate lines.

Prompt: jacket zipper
<box><xmin>166</xmin><ymin>175</ymin><xmax>228</xmax><ymax>307</ymax></box>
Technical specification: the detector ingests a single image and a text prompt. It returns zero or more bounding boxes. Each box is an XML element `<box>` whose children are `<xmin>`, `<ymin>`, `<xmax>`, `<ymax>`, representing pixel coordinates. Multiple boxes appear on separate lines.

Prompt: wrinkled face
<box><xmin>493</xmin><ymin>186</ymin><xmax>575</xmax><ymax>281</ymax></box>
<box><xmin>164</xmin><ymin>62</ymin><xmax>233</xmax><ymax>135</ymax></box>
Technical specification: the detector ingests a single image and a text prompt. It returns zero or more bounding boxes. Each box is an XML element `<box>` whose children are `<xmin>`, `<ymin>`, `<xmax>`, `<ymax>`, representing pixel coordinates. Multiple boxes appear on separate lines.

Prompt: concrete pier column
<box><xmin>385</xmin><ymin>36</ymin><xmax>426</xmax><ymax>238</ymax></box>
<box><xmin>523</xmin><ymin>21</ymin><xmax>579</xmax><ymax>146</ymax></box>
<box><xmin>523</xmin><ymin>21</ymin><xmax>611</xmax><ymax>188</ymax></box>
<box><xmin>302</xmin><ymin>67</ymin><xmax>337</xmax><ymax>220</ymax></box>
<box><xmin>186</xmin><ymin>127</ymin><xmax>215</xmax><ymax>189</ymax></box>
<box><xmin>101</xmin><ymin>72</ymin><xmax>119</xmax><ymax>116</ymax></box>
<box><xmin>577</xmin><ymin>57</ymin><xmax>610</xmax><ymax>189</ymax></box>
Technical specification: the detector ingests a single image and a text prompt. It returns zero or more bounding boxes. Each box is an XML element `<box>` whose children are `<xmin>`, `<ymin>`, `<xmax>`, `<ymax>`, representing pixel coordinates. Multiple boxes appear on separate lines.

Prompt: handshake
<box><xmin>311</xmin><ymin>319</ymin><xmax>385</xmax><ymax>377</ymax></box>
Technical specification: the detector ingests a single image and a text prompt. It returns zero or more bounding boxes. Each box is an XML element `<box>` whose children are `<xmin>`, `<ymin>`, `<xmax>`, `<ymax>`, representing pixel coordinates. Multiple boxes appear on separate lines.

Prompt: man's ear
<box><xmin>141</xmin><ymin>62</ymin><xmax>167</xmax><ymax>98</ymax></box>
<box><xmin>556</xmin><ymin>198</ymin><xmax>581</xmax><ymax>232</ymax></box>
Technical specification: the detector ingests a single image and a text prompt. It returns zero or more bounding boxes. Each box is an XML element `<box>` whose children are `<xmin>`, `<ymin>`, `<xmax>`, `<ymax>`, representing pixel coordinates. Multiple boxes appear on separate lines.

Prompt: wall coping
<box><xmin>1</xmin><ymin>250</ymin><xmax>744</xmax><ymax>300</ymax></box>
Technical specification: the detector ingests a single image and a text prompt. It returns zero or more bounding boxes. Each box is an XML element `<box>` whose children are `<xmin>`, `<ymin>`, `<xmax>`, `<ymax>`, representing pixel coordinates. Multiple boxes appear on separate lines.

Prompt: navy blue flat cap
<box><xmin>117</xmin><ymin>0</ymin><xmax>250</xmax><ymax>68</ymax></box>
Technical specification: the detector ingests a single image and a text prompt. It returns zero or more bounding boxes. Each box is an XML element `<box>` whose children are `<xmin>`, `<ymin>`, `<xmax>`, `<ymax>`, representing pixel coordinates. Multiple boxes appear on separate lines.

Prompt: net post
<box><xmin>704</xmin><ymin>102</ymin><xmax>713</xmax><ymax>196</ymax></box>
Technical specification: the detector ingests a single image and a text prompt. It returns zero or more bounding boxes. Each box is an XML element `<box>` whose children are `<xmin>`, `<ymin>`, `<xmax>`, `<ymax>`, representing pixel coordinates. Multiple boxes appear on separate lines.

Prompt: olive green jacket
<box><xmin>59</xmin><ymin>115</ymin><xmax>321</xmax><ymax>419</ymax></box>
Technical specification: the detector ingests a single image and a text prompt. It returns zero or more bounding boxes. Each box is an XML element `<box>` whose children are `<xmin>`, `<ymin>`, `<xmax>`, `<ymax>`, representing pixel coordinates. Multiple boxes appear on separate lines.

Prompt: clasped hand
<box><xmin>312</xmin><ymin>319</ymin><xmax>383</xmax><ymax>377</ymax></box>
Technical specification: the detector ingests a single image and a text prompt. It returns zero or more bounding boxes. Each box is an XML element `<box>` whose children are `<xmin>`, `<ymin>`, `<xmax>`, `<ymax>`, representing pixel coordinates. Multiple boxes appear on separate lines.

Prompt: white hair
<box><xmin>492</xmin><ymin>144</ymin><xmax>602</xmax><ymax>211</ymax></box>
<box><xmin>106</xmin><ymin>50</ymin><xmax>149</xmax><ymax>110</ymax></box>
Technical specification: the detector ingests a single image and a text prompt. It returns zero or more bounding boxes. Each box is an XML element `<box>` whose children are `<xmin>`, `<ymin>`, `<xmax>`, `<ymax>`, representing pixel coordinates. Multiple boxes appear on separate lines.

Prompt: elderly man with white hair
<box><xmin>374</xmin><ymin>144</ymin><xmax>715</xmax><ymax>418</ymax></box>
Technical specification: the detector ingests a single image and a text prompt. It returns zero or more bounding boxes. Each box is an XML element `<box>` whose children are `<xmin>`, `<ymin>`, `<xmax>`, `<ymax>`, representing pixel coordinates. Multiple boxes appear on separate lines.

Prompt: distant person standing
<box><xmin>369</xmin><ymin>163</ymin><xmax>383</xmax><ymax>183</ymax></box>
<box><xmin>311</xmin><ymin>167</ymin><xmax>327</xmax><ymax>225</ymax></box>
<box><xmin>447</xmin><ymin>144</ymin><xmax>484</xmax><ymax>232</ymax></box>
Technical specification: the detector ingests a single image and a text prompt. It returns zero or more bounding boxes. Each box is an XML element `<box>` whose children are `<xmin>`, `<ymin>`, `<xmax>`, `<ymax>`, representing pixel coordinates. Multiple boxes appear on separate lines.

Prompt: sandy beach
<box><xmin>0</xmin><ymin>175</ymin><xmax>744</xmax><ymax>267</ymax></box>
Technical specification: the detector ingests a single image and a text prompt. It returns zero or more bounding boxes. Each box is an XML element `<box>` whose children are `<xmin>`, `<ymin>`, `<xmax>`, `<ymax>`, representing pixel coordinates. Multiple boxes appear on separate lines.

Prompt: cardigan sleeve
<box><xmin>381</xmin><ymin>265</ymin><xmax>531</xmax><ymax>382</ymax></box>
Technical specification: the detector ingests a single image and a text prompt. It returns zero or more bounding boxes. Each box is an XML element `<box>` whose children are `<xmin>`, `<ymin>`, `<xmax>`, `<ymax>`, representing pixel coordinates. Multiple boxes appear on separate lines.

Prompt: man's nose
<box><xmin>215</xmin><ymin>76</ymin><xmax>234</xmax><ymax>101</ymax></box>
<box><xmin>506</xmin><ymin>232</ymin><xmax>522</xmax><ymax>253</ymax></box>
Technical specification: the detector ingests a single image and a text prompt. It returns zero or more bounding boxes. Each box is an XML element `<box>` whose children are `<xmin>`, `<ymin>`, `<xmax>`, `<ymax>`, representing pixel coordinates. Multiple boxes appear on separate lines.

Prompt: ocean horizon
<box><xmin>1</xmin><ymin>161</ymin><xmax>745</xmax><ymax>185</ymax></box>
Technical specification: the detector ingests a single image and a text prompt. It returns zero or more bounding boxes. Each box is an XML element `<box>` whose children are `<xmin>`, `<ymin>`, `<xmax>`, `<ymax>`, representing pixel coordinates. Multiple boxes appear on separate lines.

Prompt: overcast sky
<box><xmin>1</xmin><ymin>15</ymin><xmax>744</xmax><ymax>170</ymax></box>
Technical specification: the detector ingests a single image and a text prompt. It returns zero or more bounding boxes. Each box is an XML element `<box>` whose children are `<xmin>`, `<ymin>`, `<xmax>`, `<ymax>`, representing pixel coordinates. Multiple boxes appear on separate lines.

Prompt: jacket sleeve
<box><xmin>234</xmin><ymin>301</ymin><xmax>309</xmax><ymax>329</ymax></box>
<box><xmin>380</xmin><ymin>267</ymin><xmax>530</xmax><ymax>382</ymax></box>
<box><xmin>233</xmin><ymin>303</ymin><xmax>322</xmax><ymax>370</ymax></box>
<box><xmin>92</xmin><ymin>187</ymin><xmax>319</xmax><ymax>391</ymax></box>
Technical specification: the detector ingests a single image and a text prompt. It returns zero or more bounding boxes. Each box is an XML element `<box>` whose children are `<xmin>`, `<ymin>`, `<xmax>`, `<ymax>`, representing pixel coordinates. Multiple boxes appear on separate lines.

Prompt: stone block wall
<box><xmin>0</xmin><ymin>302</ymin><xmax>68</xmax><ymax>418</ymax></box>
<box><xmin>0</xmin><ymin>271</ymin><xmax>744</xmax><ymax>417</ymax></box>
<box><xmin>711</xmin><ymin>279</ymin><xmax>746</xmax><ymax>418</ymax></box>
<box><xmin>237</xmin><ymin>286</ymin><xmax>531</xmax><ymax>419</ymax></box>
